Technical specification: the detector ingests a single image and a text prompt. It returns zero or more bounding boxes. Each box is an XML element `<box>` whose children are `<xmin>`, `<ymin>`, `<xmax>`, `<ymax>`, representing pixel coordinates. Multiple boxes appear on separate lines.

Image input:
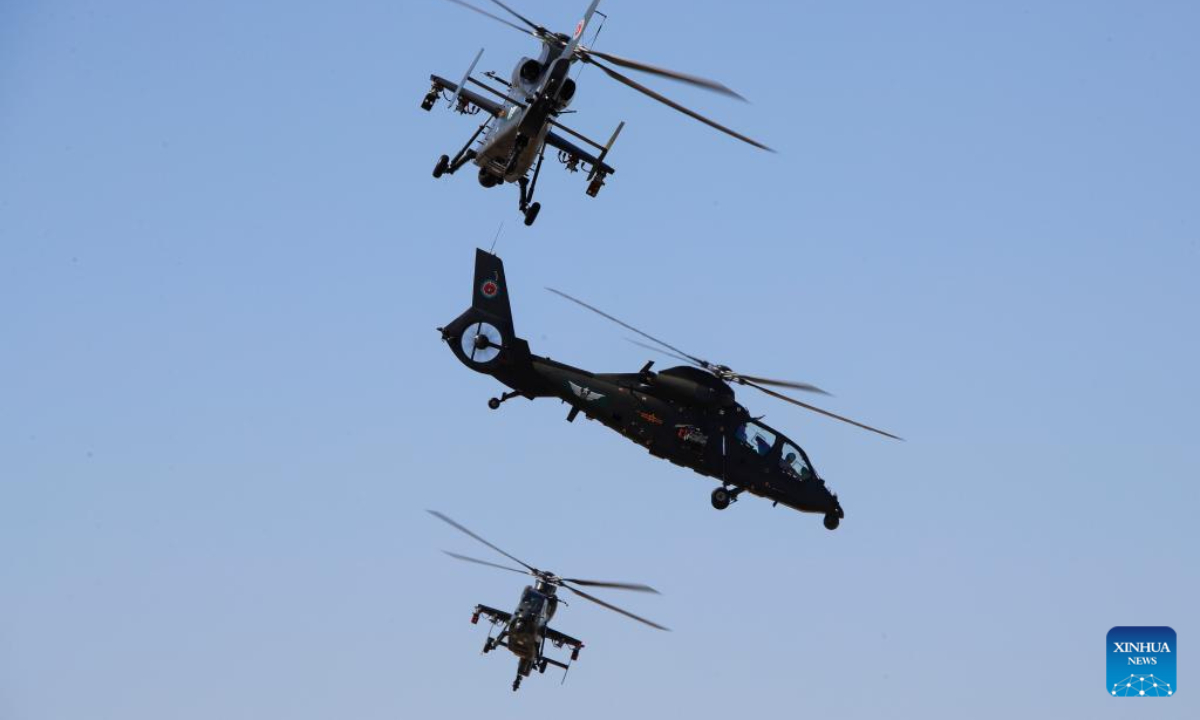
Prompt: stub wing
<box><xmin>544</xmin><ymin>129</ymin><xmax>616</xmax><ymax>177</ymax></box>
<box><xmin>475</xmin><ymin>604</ymin><xmax>512</xmax><ymax>625</ymax></box>
<box><xmin>430</xmin><ymin>74</ymin><xmax>506</xmax><ymax>116</ymax></box>
<box><xmin>544</xmin><ymin>626</ymin><xmax>583</xmax><ymax>649</ymax></box>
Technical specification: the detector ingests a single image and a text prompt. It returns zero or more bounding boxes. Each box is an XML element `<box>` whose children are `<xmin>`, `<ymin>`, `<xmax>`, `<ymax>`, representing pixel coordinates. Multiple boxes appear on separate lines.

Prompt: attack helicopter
<box><xmin>428</xmin><ymin>510</ymin><xmax>666</xmax><ymax>692</ymax></box>
<box><xmin>420</xmin><ymin>0</ymin><xmax>770</xmax><ymax>226</ymax></box>
<box><xmin>438</xmin><ymin>250</ymin><xmax>902</xmax><ymax>530</ymax></box>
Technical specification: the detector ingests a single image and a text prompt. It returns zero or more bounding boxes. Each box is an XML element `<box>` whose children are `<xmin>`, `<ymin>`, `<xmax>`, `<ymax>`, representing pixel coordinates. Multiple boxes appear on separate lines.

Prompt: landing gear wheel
<box><xmin>482</xmin><ymin>639</ymin><xmax>493</xmax><ymax>654</ymax></box>
<box><xmin>823</xmin><ymin>514</ymin><xmax>840</xmax><ymax>531</ymax></box>
<box><xmin>523</xmin><ymin>202</ymin><xmax>541</xmax><ymax>226</ymax></box>
<box><xmin>487</xmin><ymin>397</ymin><xmax>501</xmax><ymax>410</ymax></box>
<box><xmin>538</xmin><ymin>660</ymin><xmax>547</xmax><ymax>674</ymax></box>
<box><xmin>711</xmin><ymin>487</ymin><xmax>731</xmax><ymax>510</ymax></box>
<box><xmin>432</xmin><ymin>154</ymin><xmax>449</xmax><ymax>178</ymax></box>
<box><xmin>512</xmin><ymin>678</ymin><xmax>521</xmax><ymax>692</ymax></box>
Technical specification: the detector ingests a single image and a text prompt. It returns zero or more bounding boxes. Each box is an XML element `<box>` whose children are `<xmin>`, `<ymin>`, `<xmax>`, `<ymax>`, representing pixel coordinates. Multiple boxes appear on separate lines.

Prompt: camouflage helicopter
<box><xmin>428</xmin><ymin>511</ymin><xmax>666</xmax><ymax>691</ymax></box>
<box><xmin>420</xmin><ymin>0</ymin><xmax>769</xmax><ymax>225</ymax></box>
<box><xmin>438</xmin><ymin>250</ymin><xmax>902</xmax><ymax>530</ymax></box>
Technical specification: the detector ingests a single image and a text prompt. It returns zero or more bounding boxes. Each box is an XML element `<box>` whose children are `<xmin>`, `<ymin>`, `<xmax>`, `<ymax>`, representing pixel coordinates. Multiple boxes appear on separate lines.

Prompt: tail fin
<box><xmin>564</xmin><ymin>0</ymin><xmax>603</xmax><ymax>58</ymax></box>
<box><xmin>471</xmin><ymin>248</ymin><xmax>514</xmax><ymax>333</ymax></box>
<box><xmin>442</xmin><ymin>248</ymin><xmax>529</xmax><ymax>373</ymax></box>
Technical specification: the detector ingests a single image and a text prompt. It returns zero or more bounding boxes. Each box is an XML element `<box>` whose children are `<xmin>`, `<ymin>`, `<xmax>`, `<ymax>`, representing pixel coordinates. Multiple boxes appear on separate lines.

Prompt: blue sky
<box><xmin>2</xmin><ymin>1</ymin><xmax>1197</xmax><ymax>717</ymax></box>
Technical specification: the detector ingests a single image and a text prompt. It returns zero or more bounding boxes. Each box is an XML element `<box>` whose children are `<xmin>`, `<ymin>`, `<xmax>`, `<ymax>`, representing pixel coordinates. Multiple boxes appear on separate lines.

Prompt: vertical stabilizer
<box><xmin>472</xmin><ymin>248</ymin><xmax>514</xmax><ymax>334</ymax></box>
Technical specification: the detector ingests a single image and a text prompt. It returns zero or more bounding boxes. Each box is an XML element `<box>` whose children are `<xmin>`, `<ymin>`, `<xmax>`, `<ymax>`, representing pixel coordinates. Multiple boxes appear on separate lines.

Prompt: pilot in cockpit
<box><xmin>754</xmin><ymin>435</ymin><xmax>772</xmax><ymax>455</ymax></box>
<box><xmin>781</xmin><ymin>451</ymin><xmax>814</xmax><ymax>481</ymax></box>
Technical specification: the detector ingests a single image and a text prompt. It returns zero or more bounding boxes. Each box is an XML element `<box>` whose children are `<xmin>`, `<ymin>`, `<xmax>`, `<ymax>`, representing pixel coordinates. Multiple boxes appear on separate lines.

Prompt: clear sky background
<box><xmin>2</xmin><ymin>1</ymin><xmax>1198</xmax><ymax>718</ymax></box>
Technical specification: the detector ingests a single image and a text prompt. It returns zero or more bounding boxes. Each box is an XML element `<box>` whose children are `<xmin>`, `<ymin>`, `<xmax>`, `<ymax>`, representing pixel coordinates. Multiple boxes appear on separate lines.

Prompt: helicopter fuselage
<box><xmin>440</xmin><ymin>250</ymin><xmax>845</xmax><ymax>525</ymax></box>
<box><xmin>472</xmin><ymin>107</ymin><xmax>551</xmax><ymax>184</ymax></box>
<box><xmin>473</xmin><ymin>48</ymin><xmax>574</xmax><ymax>184</ymax></box>
<box><xmin>477</xmin><ymin>348</ymin><xmax>841</xmax><ymax>519</ymax></box>
<box><xmin>472</xmin><ymin>582</ymin><xmax>584</xmax><ymax>690</ymax></box>
<box><xmin>501</xmin><ymin>585</ymin><xmax>556</xmax><ymax>658</ymax></box>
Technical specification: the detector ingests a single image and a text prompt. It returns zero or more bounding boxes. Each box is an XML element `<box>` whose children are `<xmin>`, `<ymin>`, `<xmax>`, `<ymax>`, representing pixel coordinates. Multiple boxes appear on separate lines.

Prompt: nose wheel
<box><xmin>823</xmin><ymin>513</ymin><xmax>840</xmax><ymax>530</ymax></box>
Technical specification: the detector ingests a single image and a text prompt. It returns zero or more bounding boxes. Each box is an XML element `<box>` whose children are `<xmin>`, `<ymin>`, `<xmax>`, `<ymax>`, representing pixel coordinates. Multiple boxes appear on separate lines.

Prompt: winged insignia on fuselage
<box><xmin>568</xmin><ymin>381</ymin><xmax>605</xmax><ymax>402</ymax></box>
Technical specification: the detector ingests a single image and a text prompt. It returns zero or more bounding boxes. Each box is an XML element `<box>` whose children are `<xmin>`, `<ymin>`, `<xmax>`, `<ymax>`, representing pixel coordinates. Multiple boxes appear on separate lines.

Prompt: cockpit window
<box><xmin>780</xmin><ymin>442</ymin><xmax>814</xmax><ymax>481</ymax></box>
<box><xmin>735</xmin><ymin>422</ymin><xmax>777</xmax><ymax>456</ymax></box>
<box><xmin>520</xmin><ymin>591</ymin><xmax>544</xmax><ymax>612</ymax></box>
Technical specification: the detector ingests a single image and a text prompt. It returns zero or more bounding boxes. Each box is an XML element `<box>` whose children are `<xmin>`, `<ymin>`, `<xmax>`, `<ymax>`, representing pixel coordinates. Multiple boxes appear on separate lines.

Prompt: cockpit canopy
<box><xmin>519</xmin><ymin>587</ymin><xmax>546</xmax><ymax>614</ymax></box>
<box><xmin>735</xmin><ymin>421</ymin><xmax>776</xmax><ymax>456</ymax></box>
<box><xmin>733</xmin><ymin>420</ymin><xmax>817</xmax><ymax>482</ymax></box>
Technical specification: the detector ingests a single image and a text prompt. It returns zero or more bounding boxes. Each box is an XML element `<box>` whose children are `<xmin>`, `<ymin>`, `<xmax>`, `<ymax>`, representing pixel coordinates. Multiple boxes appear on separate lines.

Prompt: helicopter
<box><xmin>428</xmin><ymin>510</ymin><xmax>666</xmax><ymax>691</ymax></box>
<box><xmin>420</xmin><ymin>0</ymin><xmax>770</xmax><ymax>226</ymax></box>
<box><xmin>438</xmin><ymin>249</ymin><xmax>902</xmax><ymax>530</ymax></box>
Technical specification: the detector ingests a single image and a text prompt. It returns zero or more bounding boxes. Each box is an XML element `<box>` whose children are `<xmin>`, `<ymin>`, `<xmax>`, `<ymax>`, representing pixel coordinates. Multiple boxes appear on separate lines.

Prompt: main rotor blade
<box><xmin>443</xmin><ymin>551</ymin><xmax>531</xmax><ymax>577</ymax></box>
<box><xmin>736</xmin><ymin>374</ymin><xmax>830</xmax><ymax>396</ymax></box>
<box><xmin>484</xmin><ymin>0</ymin><xmax>547</xmax><ymax>33</ymax></box>
<box><xmin>546</xmin><ymin>287</ymin><xmax>708</xmax><ymax>368</ymax></box>
<box><xmin>427</xmin><ymin>510</ymin><xmax>537</xmax><ymax>572</ymax></box>
<box><xmin>579</xmin><ymin>48</ymin><xmax>744</xmax><ymax>100</ymax></box>
<box><xmin>439</xmin><ymin>0</ymin><xmax>537</xmax><ymax>37</ymax></box>
<box><xmin>624</xmin><ymin>338</ymin><xmax>699</xmax><ymax>366</ymax></box>
<box><xmin>563</xmin><ymin>585</ymin><xmax>669</xmax><ymax>631</ymax></box>
<box><xmin>745</xmin><ymin>382</ymin><xmax>903</xmax><ymax>441</ymax></box>
<box><xmin>583</xmin><ymin>57</ymin><xmax>773</xmax><ymax>152</ymax></box>
<box><xmin>561</xmin><ymin>578</ymin><xmax>660</xmax><ymax>594</ymax></box>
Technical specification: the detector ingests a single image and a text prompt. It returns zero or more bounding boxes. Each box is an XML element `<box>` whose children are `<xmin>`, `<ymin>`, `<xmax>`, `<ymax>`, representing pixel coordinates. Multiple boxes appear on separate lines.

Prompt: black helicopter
<box><xmin>421</xmin><ymin>0</ymin><xmax>769</xmax><ymax>226</ymax></box>
<box><xmin>429</xmin><ymin>510</ymin><xmax>666</xmax><ymax>691</ymax></box>
<box><xmin>439</xmin><ymin>250</ymin><xmax>902</xmax><ymax>530</ymax></box>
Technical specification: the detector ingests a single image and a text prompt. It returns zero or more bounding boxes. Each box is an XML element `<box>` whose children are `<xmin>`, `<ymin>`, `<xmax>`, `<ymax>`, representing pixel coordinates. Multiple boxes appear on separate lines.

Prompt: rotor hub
<box><xmin>533</xmin><ymin>573</ymin><xmax>561</xmax><ymax>594</ymax></box>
